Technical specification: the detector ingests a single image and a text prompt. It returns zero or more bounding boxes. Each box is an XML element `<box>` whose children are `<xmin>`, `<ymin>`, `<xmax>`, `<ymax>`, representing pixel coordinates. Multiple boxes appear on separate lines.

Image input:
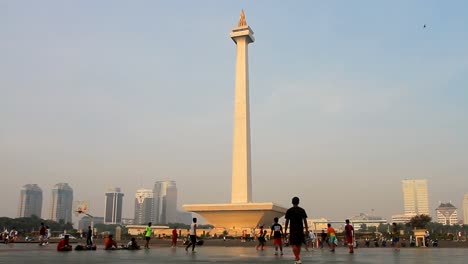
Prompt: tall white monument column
<box><xmin>183</xmin><ymin>10</ymin><xmax>286</xmax><ymax>230</ymax></box>
<box><xmin>230</xmin><ymin>10</ymin><xmax>255</xmax><ymax>204</ymax></box>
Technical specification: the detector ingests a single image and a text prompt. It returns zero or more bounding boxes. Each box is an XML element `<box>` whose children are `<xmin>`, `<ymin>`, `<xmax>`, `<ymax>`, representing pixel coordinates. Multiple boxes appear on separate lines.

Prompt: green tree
<box><xmin>409</xmin><ymin>214</ymin><xmax>432</xmax><ymax>229</ymax></box>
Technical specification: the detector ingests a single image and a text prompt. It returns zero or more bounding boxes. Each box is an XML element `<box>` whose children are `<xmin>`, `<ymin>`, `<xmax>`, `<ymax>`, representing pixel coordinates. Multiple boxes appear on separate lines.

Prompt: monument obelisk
<box><xmin>230</xmin><ymin>9</ymin><xmax>253</xmax><ymax>204</ymax></box>
<box><xmin>183</xmin><ymin>10</ymin><xmax>286</xmax><ymax>231</ymax></box>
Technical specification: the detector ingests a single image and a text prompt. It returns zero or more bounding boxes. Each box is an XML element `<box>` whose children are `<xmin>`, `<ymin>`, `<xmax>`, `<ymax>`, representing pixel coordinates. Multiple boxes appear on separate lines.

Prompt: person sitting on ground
<box><xmin>57</xmin><ymin>235</ymin><xmax>73</xmax><ymax>251</ymax></box>
<box><xmin>104</xmin><ymin>234</ymin><xmax>118</xmax><ymax>250</ymax></box>
<box><xmin>8</xmin><ymin>227</ymin><xmax>18</xmax><ymax>243</ymax></box>
<box><xmin>126</xmin><ymin>237</ymin><xmax>140</xmax><ymax>250</ymax></box>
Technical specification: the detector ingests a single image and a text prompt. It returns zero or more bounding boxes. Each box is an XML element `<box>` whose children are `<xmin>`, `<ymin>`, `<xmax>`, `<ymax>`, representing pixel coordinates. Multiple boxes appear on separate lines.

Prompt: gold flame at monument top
<box><xmin>238</xmin><ymin>9</ymin><xmax>247</xmax><ymax>27</ymax></box>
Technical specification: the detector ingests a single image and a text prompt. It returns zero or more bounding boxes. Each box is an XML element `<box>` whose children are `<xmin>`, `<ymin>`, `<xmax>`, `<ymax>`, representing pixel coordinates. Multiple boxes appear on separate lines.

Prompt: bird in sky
<box><xmin>423</xmin><ymin>24</ymin><xmax>427</xmax><ymax>28</ymax></box>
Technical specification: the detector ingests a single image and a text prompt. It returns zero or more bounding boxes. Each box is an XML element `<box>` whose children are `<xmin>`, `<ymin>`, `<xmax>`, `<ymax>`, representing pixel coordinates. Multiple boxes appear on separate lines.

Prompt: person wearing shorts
<box><xmin>285</xmin><ymin>196</ymin><xmax>308</xmax><ymax>264</ymax></box>
<box><xmin>144</xmin><ymin>222</ymin><xmax>152</xmax><ymax>249</ymax></box>
<box><xmin>344</xmin><ymin>219</ymin><xmax>354</xmax><ymax>253</ymax></box>
<box><xmin>270</xmin><ymin>217</ymin><xmax>283</xmax><ymax>256</ymax></box>
<box><xmin>327</xmin><ymin>223</ymin><xmax>336</xmax><ymax>252</ymax></box>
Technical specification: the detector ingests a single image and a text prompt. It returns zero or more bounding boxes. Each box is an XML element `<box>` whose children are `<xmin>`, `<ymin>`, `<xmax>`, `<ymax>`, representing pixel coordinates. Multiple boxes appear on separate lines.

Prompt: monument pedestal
<box><xmin>183</xmin><ymin>202</ymin><xmax>287</xmax><ymax>229</ymax></box>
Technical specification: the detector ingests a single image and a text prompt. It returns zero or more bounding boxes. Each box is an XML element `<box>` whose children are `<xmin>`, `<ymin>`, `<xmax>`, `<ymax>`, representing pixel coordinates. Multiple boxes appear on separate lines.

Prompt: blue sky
<box><xmin>1</xmin><ymin>0</ymin><xmax>467</xmax><ymax>222</ymax></box>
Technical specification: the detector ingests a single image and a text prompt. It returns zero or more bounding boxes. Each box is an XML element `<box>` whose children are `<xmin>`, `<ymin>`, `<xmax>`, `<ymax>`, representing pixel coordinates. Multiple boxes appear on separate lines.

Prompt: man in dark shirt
<box><xmin>270</xmin><ymin>217</ymin><xmax>283</xmax><ymax>256</ymax></box>
<box><xmin>284</xmin><ymin>196</ymin><xmax>308</xmax><ymax>264</ymax></box>
<box><xmin>86</xmin><ymin>226</ymin><xmax>93</xmax><ymax>246</ymax></box>
<box><xmin>39</xmin><ymin>222</ymin><xmax>46</xmax><ymax>245</ymax></box>
<box><xmin>320</xmin><ymin>229</ymin><xmax>329</xmax><ymax>248</ymax></box>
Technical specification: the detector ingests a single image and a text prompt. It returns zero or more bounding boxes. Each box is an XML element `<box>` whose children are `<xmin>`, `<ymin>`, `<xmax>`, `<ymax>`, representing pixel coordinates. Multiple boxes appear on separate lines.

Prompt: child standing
<box><xmin>270</xmin><ymin>217</ymin><xmax>283</xmax><ymax>255</ymax></box>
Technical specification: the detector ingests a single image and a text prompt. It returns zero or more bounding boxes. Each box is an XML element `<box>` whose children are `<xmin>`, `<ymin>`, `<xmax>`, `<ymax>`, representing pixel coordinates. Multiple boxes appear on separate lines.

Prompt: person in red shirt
<box><xmin>171</xmin><ymin>228</ymin><xmax>178</xmax><ymax>248</ymax></box>
<box><xmin>104</xmin><ymin>234</ymin><xmax>118</xmax><ymax>250</ymax></box>
<box><xmin>344</xmin><ymin>219</ymin><xmax>354</xmax><ymax>254</ymax></box>
<box><xmin>57</xmin><ymin>235</ymin><xmax>72</xmax><ymax>251</ymax></box>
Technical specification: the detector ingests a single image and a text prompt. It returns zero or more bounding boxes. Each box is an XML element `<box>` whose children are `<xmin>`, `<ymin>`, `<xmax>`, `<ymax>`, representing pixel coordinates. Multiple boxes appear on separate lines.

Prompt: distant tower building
<box><xmin>463</xmin><ymin>193</ymin><xmax>468</xmax><ymax>225</ymax></box>
<box><xmin>435</xmin><ymin>202</ymin><xmax>458</xmax><ymax>225</ymax></box>
<box><xmin>104</xmin><ymin>187</ymin><xmax>124</xmax><ymax>224</ymax></box>
<box><xmin>402</xmin><ymin>179</ymin><xmax>429</xmax><ymax>216</ymax></box>
<box><xmin>134</xmin><ymin>189</ymin><xmax>153</xmax><ymax>225</ymax></box>
<box><xmin>49</xmin><ymin>183</ymin><xmax>73</xmax><ymax>223</ymax></box>
<box><xmin>17</xmin><ymin>184</ymin><xmax>43</xmax><ymax>218</ymax></box>
<box><xmin>153</xmin><ymin>181</ymin><xmax>177</xmax><ymax>224</ymax></box>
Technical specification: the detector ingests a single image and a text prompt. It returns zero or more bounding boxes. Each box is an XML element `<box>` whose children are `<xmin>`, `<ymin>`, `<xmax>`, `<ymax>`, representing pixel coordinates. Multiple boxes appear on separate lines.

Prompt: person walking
<box><xmin>171</xmin><ymin>228</ymin><xmax>178</xmax><ymax>248</ymax></box>
<box><xmin>320</xmin><ymin>229</ymin><xmax>329</xmax><ymax>248</ymax></box>
<box><xmin>391</xmin><ymin>222</ymin><xmax>400</xmax><ymax>250</ymax></box>
<box><xmin>284</xmin><ymin>196</ymin><xmax>308</xmax><ymax>264</ymax></box>
<box><xmin>144</xmin><ymin>222</ymin><xmax>152</xmax><ymax>249</ymax></box>
<box><xmin>86</xmin><ymin>226</ymin><xmax>93</xmax><ymax>246</ymax></box>
<box><xmin>39</xmin><ymin>222</ymin><xmax>46</xmax><ymax>245</ymax></box>
<box><xmin>270</xmin><ymin>217</ymin><xmax>284</xmax><ymax>256</ymax></box>
<box><xmin>344</xmin><ymin>219</ymin><xmax>354</xmax><ymax>253</ymax></box>
<box><xmin>185</xmin><ymin>218</ymin><xmax>198</xmax><ymax>253</ymax></box>
<box><xmin>327</xmin><ymin>223</ymin><xmax>336</xmax><ymax>252</ymax></box>
<box><xmin>255</xmin><ymin>225</ymin><xmax>265</xmax><ymax>250</ymax></box>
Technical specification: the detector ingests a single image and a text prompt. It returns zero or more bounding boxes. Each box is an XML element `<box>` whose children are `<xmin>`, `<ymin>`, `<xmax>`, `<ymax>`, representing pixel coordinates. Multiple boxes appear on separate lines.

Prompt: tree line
<box><xmin>0</xmin><ymin>215</ymin><xmax>73</xmax><ymax>236</ymax></box>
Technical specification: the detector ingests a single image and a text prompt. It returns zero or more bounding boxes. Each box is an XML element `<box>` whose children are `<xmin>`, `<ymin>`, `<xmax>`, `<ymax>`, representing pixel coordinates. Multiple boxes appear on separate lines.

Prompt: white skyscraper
<box><xmin>153</xmin><ymin>181</ymin><xmax>177</xmax><ymax>224</ymax></box>
<box><xmin>18</xmin><ymin>184</ymin><xmax>43</xmax><ymax>218</ymax></box>
<box><xmin>134</xmin><ymin>189</ymin><xmax>153</xmax><ymax>225</ymax></box>
<box><xmin>402</xmin><ymin>179</ymin><xmax>430</xmax><ymax>216</ymax></box>
<box><xmin>104</xmin><ymin>187</ymin><xmax>124</xmax><ymax>224</ymax></box>
<box><xmin>463</xmin><ymin>193</ymin><xmax>468</xmax><ymax>225</ymax></box>
<box><xmin>435</xmin><ymin>202</ymin><xmax>458</xmax><ymax>225</ymax></box>
<box><xmin>49</xmin><ymin>183</ymin><xmax>73</xmax><ymax>223</ymax></box>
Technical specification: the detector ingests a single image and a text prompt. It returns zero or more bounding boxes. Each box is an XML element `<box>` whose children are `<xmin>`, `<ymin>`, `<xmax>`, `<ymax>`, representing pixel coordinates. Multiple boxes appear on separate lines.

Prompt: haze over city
<box><xmin>1</xmin><ymin>0</ymin><xmax>467</xmax><ymax>223</ymax></box>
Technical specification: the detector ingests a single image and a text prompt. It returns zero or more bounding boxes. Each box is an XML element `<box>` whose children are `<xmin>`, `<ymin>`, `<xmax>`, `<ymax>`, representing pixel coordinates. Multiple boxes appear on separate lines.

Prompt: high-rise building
<box><xmin>435</xmin><ymin>202</ymin><xmax>458</xmax><ymax>225</ymax></box>
<box><xmin>153</xmin><ymin>181</ymin><xmax>177</xmax><ymax>224</ymax></box>
<box><xmin>17</xmin><ymin>184</ymin><xmax>43</xmax><ymax>218</ymax></box>
<box><xmin>104</xmin><ymin>187</ymin><xmax>124</xmax><ymax>224</ymax></box>
<box><xmin>402</xmin><ymin>179</ymin><xmax>429</xmax><ymax>216</ymax></box>
<box><xmin>134</xmin><ymin>189</ymin><xmax>153</xmax><ymax>225</ymax></box>
<box><xmin>463</xmin><ymin>193</ymin><xmax>468</xmax><ymax>225</ymax></box>
<box><xmin>49</xmin><ymin>183</ymin><xmax>73</xmax><ymax>223</ymax></box>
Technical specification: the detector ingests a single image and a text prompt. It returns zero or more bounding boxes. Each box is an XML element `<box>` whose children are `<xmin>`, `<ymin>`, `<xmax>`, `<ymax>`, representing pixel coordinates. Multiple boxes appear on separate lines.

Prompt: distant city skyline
<box><xmin>2</xmin><ymin>1</ymin><xmax>468</xmax><ymax>221</ymax></box>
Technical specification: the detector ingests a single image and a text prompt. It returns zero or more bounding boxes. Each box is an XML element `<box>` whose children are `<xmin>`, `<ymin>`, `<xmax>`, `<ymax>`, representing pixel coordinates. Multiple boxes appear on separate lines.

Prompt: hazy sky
<box><xmin>1</xmin><ymin>1</ymin><xmax>467</xmax><ymax>223</ymax></box>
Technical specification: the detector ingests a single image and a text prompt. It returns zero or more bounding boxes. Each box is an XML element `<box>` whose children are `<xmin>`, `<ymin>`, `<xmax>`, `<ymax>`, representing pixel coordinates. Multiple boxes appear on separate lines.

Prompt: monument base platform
<box><xmin>182</xmin><ymin>202</ymin><xmax>287</xmax><ymax>229</ymax></box>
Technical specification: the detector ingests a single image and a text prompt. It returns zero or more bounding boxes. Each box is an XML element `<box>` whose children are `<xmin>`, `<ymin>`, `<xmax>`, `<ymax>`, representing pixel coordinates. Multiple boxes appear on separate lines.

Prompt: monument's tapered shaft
<box><xmin>230</xmin><ymin>10</ymin><xmax>255</xmax><ymax>204</ymax></box>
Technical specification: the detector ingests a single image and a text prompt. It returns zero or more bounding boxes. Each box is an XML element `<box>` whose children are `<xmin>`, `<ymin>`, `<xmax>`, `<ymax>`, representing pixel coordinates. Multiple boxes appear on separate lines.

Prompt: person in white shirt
<box><xmin>185</xmin><ymin>218</ymin><xmax>197</xmax><ymax>253</ymax></box>
<box><xmin>45</xmin><ymin>226</ymin><xmax>51</xmax><ymax>244</ymax></box>
<box><xmin>9</xmin><ymin>228</ymin><xmax>18</xmax><ymax>242</ymax></box>
<box><xmin>307</xmin><ymin>231</ymin><xmax>316</xmax><ymax>249</ymax></box>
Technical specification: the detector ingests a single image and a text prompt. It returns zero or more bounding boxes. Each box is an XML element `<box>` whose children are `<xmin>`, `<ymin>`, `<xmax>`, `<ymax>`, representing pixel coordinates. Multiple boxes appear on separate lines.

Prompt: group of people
<box><xmin>1</xmin><ymin>227</ymin><xmax>18</xmax><ymax>243</ymax></box>
<box><xmin>38</xmin><ymin>223</ymin><xmax>51</xmax><ymax>245</ymax></box>
<box><xmin>252</xmin><ymin>197</ymin><xmax>356</xmax><ymax>264</ymax></box>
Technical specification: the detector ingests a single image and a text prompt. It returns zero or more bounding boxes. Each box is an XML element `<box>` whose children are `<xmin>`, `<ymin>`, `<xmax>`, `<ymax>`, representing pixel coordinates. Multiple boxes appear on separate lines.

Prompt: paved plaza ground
<box><xmin>1</xmin><ymin>244</ymin><xmax>467</xmax><ymax>264</ymax></box>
